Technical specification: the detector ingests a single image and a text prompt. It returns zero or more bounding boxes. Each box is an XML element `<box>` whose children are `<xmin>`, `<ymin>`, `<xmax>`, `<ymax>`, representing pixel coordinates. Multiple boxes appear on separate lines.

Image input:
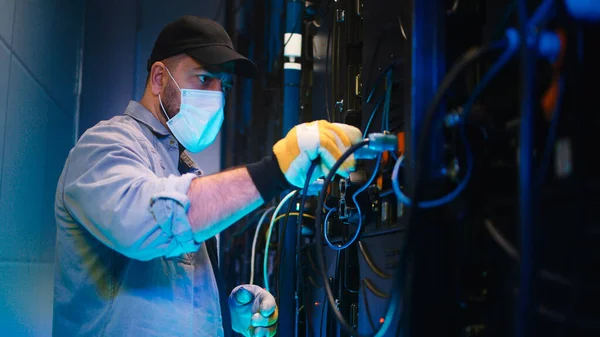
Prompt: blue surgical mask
<box><xmin>159</xmin><ymin>67</ymin><xmax>225</xmax><ymax>153</ymax></box>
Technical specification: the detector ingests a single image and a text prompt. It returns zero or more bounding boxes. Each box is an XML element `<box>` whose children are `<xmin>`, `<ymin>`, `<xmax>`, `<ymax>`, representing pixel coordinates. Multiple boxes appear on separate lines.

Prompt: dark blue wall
<box><xmin>0</xmin><ymin>0</ymin><xmax>85</xmax><ymax>335</ymax></box>
<box><xmin>0</xmin><ymin>1</ymin><xmax>225</xmax><ymax>335</ymax></box>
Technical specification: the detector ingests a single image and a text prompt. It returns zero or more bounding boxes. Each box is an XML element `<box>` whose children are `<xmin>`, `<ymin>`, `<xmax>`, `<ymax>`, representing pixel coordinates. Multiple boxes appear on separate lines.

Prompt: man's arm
<box><xmin>64</xmin><ymin>124</ymin><xmax>287</xmax><ymax>261</ymax></box>
<box><xmin>186</xmin><ymin>120</ymin><xmax>369</xmax><ymax>240</ymax></box>
<box><xmin>63</xmin><ymin>123</ymin><xmax>215</xmax><ymax>261</ymax></box>
<box><xmin>186</xmin><ymin>152</ymin><xmax>290</xmax><ymax>242</ymax></box>
<box><xmin>186</xmin><ymin>167</ymin><xmax>263</xmax><ymax>243</ymax></box>
<box><xmin>63</xmin><ymin>120</ymin><xmax>360</xmax><ymax>261</ymax></box>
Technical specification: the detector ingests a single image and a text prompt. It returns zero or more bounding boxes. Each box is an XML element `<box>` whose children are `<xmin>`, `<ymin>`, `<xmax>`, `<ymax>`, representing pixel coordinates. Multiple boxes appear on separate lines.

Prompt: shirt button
<box><xmin>169</xmin><ymin>139</ymin><xmax>175</xmax><ymax>145</ymax></box>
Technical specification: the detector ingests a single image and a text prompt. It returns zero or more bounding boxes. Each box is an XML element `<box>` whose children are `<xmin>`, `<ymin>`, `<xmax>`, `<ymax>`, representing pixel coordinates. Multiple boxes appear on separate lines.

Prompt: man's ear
<box><xmin>149</xmin><ymin>62</ymin><xmax>167</xmax><ymax>96</ymax></box>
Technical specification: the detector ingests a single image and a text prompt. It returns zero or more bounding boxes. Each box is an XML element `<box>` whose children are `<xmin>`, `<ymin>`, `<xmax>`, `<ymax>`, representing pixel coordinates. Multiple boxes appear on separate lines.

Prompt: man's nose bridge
<box><xmin>209</xmin><ymin>78</ymin><xmax>223</xmax><ymax>92</ymax></box>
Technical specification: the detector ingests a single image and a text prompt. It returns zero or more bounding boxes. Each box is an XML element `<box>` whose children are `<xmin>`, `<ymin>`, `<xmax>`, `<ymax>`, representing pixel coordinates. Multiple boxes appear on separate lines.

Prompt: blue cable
<box><xmin>515</xmin><ymin>2</ymin><xmax>557</xmax><ymax>336</ymax></box>
<box><xmin>363</xmin><ymin>94</ymin><xmax>386</xmax><ymax>138</ymax></box>
<box><xmin>423</xmin><ymin>2</ymin><xmax>557</xmax><ymax>210</ymax></box>
<box><xmin>392</xmin><ymin>128</ymin><xmax>473</xmax><ymax>208</ymax></box>
<box><xmin>392</xmin><ymin>32</ymin><xmax>517</xmax><ymax>209</ymax></box>
<box><xmin>391</xmin><ymin>40</ymin><xmax>517</xmax><ymax>209</ymax></box>
<box><xmin>528</xmin><ymin>0</ymin><xmax>556</xmax><ymax>30</ymax></box>
<box><xmin>365</xmin><ymin>60</ymin><xmax>402</xmax><ymax>104</ymax></box>
<box><xmin>363</xmin><ymin>68</ymin><xmax>393</xmax><ymax>138</ymax></box>
<box><xmin>461</xmin><ymin>39</ymin><xmax>519</xmax><ymax>121</ymax></box>
<box><xmin>391</xmin><ymin>157</ymin><xmax>410</xmax><ymax>205</ymax></box>
<box><xmin>382</xmin><ymin>70</ymin><xmax>393</xmax><ymax>131</ymax></box>
<box><xmin>514</xmin><ymin>0</ymin><xmax>558</xmax><ymax>335</ymax></box>
<box><xmin>324</xmin><ymin>154</ymin><xmax>382</xmax><ymax>250</ymax></box>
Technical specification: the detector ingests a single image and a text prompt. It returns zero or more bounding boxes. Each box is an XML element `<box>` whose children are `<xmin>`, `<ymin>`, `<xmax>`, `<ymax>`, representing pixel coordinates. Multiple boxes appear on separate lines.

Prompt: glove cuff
<box><xmin>246</xmin><ymin>153</ymin><xmax>293</xmax><ymax>202</ymax></box>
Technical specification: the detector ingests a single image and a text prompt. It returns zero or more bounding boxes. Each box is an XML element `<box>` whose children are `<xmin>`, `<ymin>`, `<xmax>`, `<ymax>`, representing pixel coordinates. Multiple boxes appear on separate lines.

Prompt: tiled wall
<box><xmin>0</xmin><ymin>0</ymin><xmax>85</xmax><ymax>335</ymax></box>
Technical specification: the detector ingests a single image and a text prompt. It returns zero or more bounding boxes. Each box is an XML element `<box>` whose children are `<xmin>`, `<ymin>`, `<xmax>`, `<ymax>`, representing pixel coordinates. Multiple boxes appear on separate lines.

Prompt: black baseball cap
<box><xmin>147</xmin><ymin>15</ymin><xmax>258</xmax><ymax>78</ymax></box>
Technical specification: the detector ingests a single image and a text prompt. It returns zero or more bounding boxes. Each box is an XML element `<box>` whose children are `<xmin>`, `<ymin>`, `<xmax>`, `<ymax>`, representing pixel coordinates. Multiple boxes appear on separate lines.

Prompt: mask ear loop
<box><xmin>159</xmin><ymin>67</ymin><xmax>182</xmax><ymax>122</ymax></box>
<box><xmin>165</xmin><ymin>67</ymin><xmax>182</xmax><ymax>91</ymax></box>
<box><xmin>158</xmin><ymin>93</ymin><xmax>170</xmax><ymax>122</ymax></box>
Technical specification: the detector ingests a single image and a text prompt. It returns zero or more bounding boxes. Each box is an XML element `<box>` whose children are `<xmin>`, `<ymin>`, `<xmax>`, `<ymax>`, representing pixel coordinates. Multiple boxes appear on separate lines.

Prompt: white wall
<box><xmin>0</xmin><ymin>0</ymin><xmax>85</xmax><ymax>335</ymax></box>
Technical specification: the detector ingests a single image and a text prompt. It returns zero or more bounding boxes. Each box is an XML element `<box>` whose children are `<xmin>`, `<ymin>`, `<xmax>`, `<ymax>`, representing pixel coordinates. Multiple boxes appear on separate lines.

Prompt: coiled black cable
<box><xmin>314</xmin><ymin>139</ymin><xmax>403</xmax><ymax>337</ymax></box>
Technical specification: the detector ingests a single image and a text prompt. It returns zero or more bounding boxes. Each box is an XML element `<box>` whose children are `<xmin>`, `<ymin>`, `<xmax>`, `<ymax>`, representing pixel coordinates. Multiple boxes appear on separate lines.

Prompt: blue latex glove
<box><xmin>229</xmin><ymin>284</ymin><xmax>278</xmax><ymax>337</ymax></box>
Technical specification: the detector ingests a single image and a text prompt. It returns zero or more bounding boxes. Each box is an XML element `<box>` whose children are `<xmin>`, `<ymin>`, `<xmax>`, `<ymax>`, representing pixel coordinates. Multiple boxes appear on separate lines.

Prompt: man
<box><xmin>52</xmin><ymin>15</ymin><xmax>362</xmax><ymax>337</ymax></box>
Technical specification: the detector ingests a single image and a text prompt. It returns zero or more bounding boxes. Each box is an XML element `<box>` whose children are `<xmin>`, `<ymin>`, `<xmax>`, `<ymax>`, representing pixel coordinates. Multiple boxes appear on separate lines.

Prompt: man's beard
<box><xmin>161</xmin><ymin>81</ymin><xmax>180</xmax><ymax>120</ymax></box>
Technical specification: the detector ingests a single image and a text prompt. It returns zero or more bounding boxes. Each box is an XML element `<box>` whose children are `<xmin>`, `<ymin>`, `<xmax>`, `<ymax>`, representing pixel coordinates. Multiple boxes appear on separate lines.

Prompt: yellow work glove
<box><xmin>273</xmin><ymin>120</ymin><xmax>363</xmax><ymax>188</ymax></box>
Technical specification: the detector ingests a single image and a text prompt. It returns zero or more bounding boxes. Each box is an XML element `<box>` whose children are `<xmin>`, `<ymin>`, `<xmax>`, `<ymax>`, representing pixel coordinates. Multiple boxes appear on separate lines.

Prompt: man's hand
<box><xmin>229</xmin><ymin>284</ymin><xmax>278</xmax><ymax>337</ymax></box>
<box><xmin>273</xmin><ymin>120</ymin><xmax>363</xmax><ymax>187</ymax></box>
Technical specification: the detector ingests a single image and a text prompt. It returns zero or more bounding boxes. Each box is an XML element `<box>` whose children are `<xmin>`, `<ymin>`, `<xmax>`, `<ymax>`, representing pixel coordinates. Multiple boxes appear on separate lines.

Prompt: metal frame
<box><xmin>402</xmin><ymin>0</ymin><xmax>450</xmax><ymax>335</ymax></box>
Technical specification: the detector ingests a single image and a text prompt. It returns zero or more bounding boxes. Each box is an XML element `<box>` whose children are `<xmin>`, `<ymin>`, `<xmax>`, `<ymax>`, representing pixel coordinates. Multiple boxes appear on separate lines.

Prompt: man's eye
<box><xmin>198</xmin><ymin>75</ymin><xmax>208</xmax><ymax>83</ymax></box>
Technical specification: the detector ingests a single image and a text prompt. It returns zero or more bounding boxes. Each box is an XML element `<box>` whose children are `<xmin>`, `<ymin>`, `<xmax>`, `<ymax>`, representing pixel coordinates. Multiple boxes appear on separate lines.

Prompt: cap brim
<box><xmin>186</xmin><ymin>45</ymin><xmax>258</xmax><ymax>79</ymax></box>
